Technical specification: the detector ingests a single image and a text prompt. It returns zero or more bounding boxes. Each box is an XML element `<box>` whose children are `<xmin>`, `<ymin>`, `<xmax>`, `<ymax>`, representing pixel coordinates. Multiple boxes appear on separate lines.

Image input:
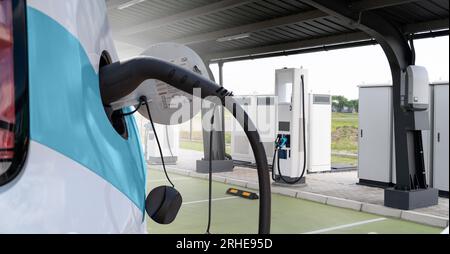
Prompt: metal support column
<box><xmin>301</xmin><ymin>0</ymin><xmax>438</xmax><ymax>209</ymax></box>
<box><xmin>217</xmin><ymin>62</ymin><xmax>227</xmax><ymax>140</ymax></box>
<box><xmin>196</xmin><ymin>61</ymin><xmax>234</xmax><ymax>173</ymax></box>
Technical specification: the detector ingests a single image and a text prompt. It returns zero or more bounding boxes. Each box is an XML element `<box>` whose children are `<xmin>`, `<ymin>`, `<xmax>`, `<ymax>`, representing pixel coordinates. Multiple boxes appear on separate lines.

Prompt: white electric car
<box><xmin>0</xmin><ymin>0</ymin><xmax>147</xmax><ymax>233</ymax></box>
<box><xmin>0</xmin><ymin>0</ymin><xmax>272</xmax><ymax>234</ymax></box>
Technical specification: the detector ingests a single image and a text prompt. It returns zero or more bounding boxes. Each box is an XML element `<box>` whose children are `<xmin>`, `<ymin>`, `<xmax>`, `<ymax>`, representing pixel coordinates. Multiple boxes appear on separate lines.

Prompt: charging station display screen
<box><xmin>279</xmin><ymin>122</ymin><xmax>290</xmax><ymax>132</ymax></box>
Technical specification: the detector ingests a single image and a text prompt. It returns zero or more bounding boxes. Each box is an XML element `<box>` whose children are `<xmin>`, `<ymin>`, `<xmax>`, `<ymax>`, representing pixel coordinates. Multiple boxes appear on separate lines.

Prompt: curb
<box><xmin>326</xmin><ymin>197</ymin><xmax>363</xmax><ymax>211</ymax></box>
<box><xmin>272</xmin><ymin>186</ymin><xmax>298</xmax><ymax>198</ymax></box>
<box><xmin>401</xmin><ymin>211</ymin><xmax>449</xmax><ymax>228</ymax></box>
<box><xmin>361</xmin><ymin>203</ymin><xmax>402</xmax><ymax>218</ymax></box>
<box><xmin>225</xmin><ymin>178</ymin><xmax>248</xmax><ymax>188</ymax></box>
<box><xmin>159</xmin><ymin>167</ymin><xmax>449</xmax><ymax>229</ymax></box>
<box><xmin>296</xmin><ymin>191</ymin><xmax>328</xmax><ymax>204</ymax></box>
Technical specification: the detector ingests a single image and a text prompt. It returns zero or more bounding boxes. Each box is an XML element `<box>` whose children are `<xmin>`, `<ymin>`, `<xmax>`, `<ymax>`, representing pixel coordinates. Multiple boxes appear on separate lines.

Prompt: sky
<box><xmin>209</xmin><ymin>36</ymin><xmax>449</xmax><ymax>100</ymax></box>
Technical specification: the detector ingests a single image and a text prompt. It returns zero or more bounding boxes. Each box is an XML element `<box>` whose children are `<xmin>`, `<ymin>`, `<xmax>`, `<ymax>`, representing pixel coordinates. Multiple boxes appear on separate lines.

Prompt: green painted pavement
<box><xmin>146</xmin><ymin>170</ymin><xmax>442</xmax><ymax>234</ymax></box>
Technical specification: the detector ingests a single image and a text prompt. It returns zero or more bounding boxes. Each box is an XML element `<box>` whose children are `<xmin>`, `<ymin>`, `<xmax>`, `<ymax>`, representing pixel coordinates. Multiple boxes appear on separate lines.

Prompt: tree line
<box><xmin>332</xmin><ymin>96</ymin><xmax>359</xmax><ymax>113</ymax></box>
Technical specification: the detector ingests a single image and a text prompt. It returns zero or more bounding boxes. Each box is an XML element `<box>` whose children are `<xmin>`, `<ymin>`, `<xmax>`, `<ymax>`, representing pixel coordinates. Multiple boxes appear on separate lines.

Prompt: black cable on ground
<box><xmin>206</xmin><ymin>104</ymin><xmax>218</xmax><ymax>234</ymax></box>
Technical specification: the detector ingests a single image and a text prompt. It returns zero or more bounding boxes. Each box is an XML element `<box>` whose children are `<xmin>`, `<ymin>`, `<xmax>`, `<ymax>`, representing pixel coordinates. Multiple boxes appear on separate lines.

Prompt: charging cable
<box><xmin>124</xmin><ymin>97</ymin><xmax>175</xmax><ymax>188</ymax></box>
<box><xmin>206</xmin><ymin>104</ymin><xmax>218</xmax><ymax>234</ymax></box>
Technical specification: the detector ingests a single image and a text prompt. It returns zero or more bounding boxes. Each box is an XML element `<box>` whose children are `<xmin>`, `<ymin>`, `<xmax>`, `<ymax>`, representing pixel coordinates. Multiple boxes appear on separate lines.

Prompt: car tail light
<box><xmin>0</xmin><ymin>0</ymin><xmax>15</xmax><ymax>174</ymax></box>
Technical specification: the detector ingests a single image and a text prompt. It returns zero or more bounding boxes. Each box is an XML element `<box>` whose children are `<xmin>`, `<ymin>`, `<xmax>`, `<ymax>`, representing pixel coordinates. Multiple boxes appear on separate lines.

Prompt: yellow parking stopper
<box><xmin>226</xmin><ymin>188</ymin><xmax>259</xmax><ymax>200</ymax></box>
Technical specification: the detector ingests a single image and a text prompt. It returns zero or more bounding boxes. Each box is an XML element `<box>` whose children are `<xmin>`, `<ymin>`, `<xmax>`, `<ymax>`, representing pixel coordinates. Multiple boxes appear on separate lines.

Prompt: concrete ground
<box><xmin>152</xmin><ymin>150</ymin><xmax>449</xmax><ymax>228</ymax></box>
<box><xmin>218</xmin><ymin>169</ymin><xmax>449</xmax><ymax>218</ymax></box>
<box><xmin>147</xmin><ymin>170</ymin><xmax>444</xmax><ymax>234</ymax></box>
<box><xmin>166</xmin><ymin>149</ymin><xmax>449</xmax><ymax>220</ymax></box>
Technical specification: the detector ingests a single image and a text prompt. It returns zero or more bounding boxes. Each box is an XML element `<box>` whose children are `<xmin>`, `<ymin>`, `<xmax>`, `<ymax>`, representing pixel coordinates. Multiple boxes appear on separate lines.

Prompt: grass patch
<box><xmin>180</xmin><ymin>140</ymin><xmax>204</xmax><ymax>152</ymax></box>
<box><xmin>332</xmin><ymin>155</ymin><xmax>358</xmax><ymax>166</ymax></box>
<box><xmin>332</xmin><ymin>113</ymin><xmax>359</xmax><ymax>154</ymax></box>
<box><xmin>332</xmin><ymin>112</ymin><xmax>358</xmax><ymax>131</ymax></box>
<box><xmin>180</xmin><ymin>131</ymin><xmax>203</xmax><ymax>141</ymax></box>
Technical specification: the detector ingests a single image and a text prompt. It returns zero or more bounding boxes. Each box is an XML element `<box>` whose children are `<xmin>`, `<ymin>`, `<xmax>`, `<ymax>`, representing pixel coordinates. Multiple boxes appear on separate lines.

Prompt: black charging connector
<box><xmin>99</xmin><ymin>56</ymin><xmax>271</xmax><ymax>234</ymax></box>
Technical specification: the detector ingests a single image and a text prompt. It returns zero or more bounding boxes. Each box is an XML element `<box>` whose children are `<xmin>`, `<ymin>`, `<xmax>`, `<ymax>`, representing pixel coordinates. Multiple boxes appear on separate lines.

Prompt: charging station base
<box><xmin>196</xmin><ymin>159</ymin><xmax>234</xmax><ymax>174</ymax></box>
<box><xmin>147</xmin><ymin>156</ymin><xmax>178</xmax><ymax>165</ymax></box>
<box><xmin>384</xmin><ymin>188</ymin><xmax>439</xmax><ymax>210</ymax></box>
<box><xmin>272</xmin><ymin>177</ymin><xmax>306</xmax><ymax>187</ymax></box>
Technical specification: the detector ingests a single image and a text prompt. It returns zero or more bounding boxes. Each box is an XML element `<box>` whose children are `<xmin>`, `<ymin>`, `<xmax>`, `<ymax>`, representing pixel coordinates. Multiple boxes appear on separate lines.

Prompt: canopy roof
<box><xmin>106</xmin><ymin>0</ymin><xmax>449</xmax><ymax>61</ymax></box>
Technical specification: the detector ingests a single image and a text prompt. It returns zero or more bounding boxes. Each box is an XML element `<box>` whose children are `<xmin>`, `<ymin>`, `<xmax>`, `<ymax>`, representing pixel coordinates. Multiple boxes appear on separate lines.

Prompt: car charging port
<box><xmin>99</xmin><ymin>51</ymin><xmax>128</xmax><ymax>139</ymax></box>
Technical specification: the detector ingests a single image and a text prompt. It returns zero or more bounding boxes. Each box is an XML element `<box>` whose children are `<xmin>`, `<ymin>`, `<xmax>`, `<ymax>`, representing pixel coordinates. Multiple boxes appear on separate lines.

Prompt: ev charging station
<box><xmin>358</xmin><ymin>82</ymin><xmax>449</xmax><ymax>197</ymax></box>
<box><xmin>231</xmin><ymin>95</ymin><xmax>277</xmax><ymax>164</ymax></box>
<box><xmin>272</xmin><ymin>68</ymin><xmax>309</xmax><ymax>185</ymax></box>
<box><xmin>308</xmin><ymin>93</ymin><xmax>332</xmax><ymax>173</ymax></box>
<box><xmin>144</xmin><ymin>123</ymin><xmax>179</xmax><ymax>165</ymax></box>
<box><xmin>231</xmin><ymin>68</ymin><xmax>331</xmax><ymax>181</ymax></box>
